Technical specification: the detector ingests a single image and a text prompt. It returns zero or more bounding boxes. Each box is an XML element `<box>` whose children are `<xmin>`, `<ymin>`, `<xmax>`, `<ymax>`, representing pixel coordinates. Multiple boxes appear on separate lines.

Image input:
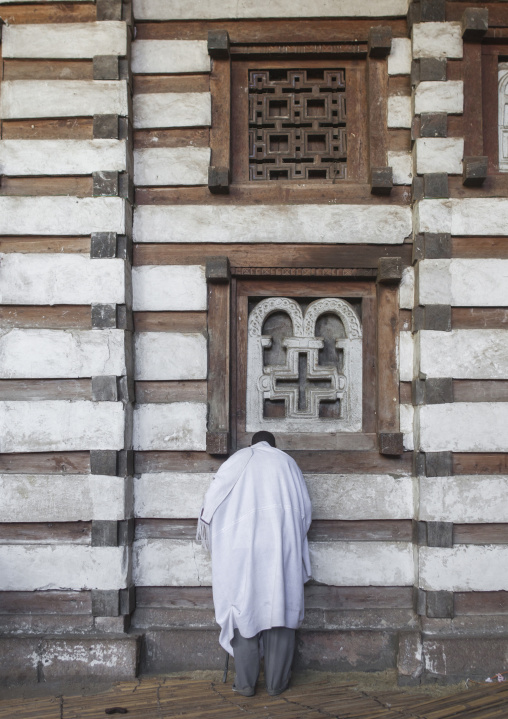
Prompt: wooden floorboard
<box><xmin>1</xmin><ymin>678</ymin><xmax>508</xmax><ymax>719</ymax></box>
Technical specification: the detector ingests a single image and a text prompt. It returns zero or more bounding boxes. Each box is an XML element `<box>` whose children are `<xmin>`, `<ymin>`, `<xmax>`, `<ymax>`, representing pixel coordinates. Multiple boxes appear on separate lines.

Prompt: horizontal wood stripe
<box><xmin>388</xmin><ymin>129</ymin><xmax>411</xmax><ymax>153</ymax></box>
<box><xmin>0</xmin><ymin>237</ymin><xmax>90</xmax><ymax>254</ymax></box>
<box><xmin>450</xmin><ymin>175</ymin><xmax>508</xmax><ymax>199</ymax></box>
<box><xmin>134</xmin><ymin>450</ymin><xmax>413</xmax><ymax>474</ymax></box>
<box><xmin>0</xmin><ymin>176</ymin><xmax>93</xmax><ymax>197</ymax></box>
<box><xmin>0</xmin><ymin>379</ymin><xmax>92</xmax><ymax>401</ymax></box>
<box><xmin>1</xmin><ymin>118</ymin><xmax>93</xmax><ymax>140</ymax></box>
<box><xmin>135</xmin><ymin>381</ymin><xmax>207</xmax><ymax>404</ymax></box>
<box><xmin>0</xmin><ymin>5</ymin><xmax>96</xmax><ymax>25</ymax></box>
<box><xmin>134</xmin><ymin>128</ymin><xmax>210</xmax><ymax>149</ymax></box>
<box><xmin>0</xmin><ymin>590</ymin><xmax>91</xmax><ymax>615</ymax></box>
<box><xmin>453</xmin><ymin>524</ymin><xmax>508</xmax><ymax>545</ymax></box>
<box><xmin>135</xmin><ymin>184</ymin><xmax>411</xmax><ymax>206</ymax></box>
<box><xmin>453</xmin><ymin>453</ymin><xmax>508</xmax><ymax>475</ymax></box>
<box><xmin>133</xmin><ymin>243</ymin><xmax>412</xmax><ymax>268</ymax></box>
<box><xmin>400</xmin><ymin>382</ymin><xmax>411</xmax><ymax>404</ymax></box>
<box><xmin>134</xmin><ymin>19</ymin><xmax>407</xmax><ymax>43</ymax></box>
<box><xmin>3</xmin><ymin>59</ymin><xmax>93</xmax><ymax>81</ymax></box>
<box><xmin>402</xmin><ymin>380</ymin><xmax>508</xmax><ymax>404</ymax></box>
<box><xmin>133</xmin><ymin>75</ymin><xmax>210</xmax><ymax>95</ymax></box>
<box><xmin>133</xmin><ymin>311</ymin><xmax>207</xmax><ymax>333</ymax></box>
<box><xmin>0</xmin><ymin>522</ymin><xmax>91</xmax><ymax>544</ymax></box>
<box><xmin>388</xmin><ymin>76</ymin><xmax>411</xmax><ymax>96</ymax></box>
<box><xmin>451</xmin><ymin>238</ymin><xmax>508</xmax><ymax>259</ymax></box>
<box><xmin>454</xmin><ymin>591</ymin><xmax>508</xmax><ymax>616</ymax></box>
<box><xmin>452</xmin><ymin>308</ymin><xmax>508</xmax><ymax>329</ymax></box>
<box><xmin>0</xmin><ymin>452</ymin><xmax>90</xmax><ymax>474</ymax></box>
<box><xmin>0</xmin><ymin>306</ymin><xmax>92</xmax><ymax>330</ymax></box>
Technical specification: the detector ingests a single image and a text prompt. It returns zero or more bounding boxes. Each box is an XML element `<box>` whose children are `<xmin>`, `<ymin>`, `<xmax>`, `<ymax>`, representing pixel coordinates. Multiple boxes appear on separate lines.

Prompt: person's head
<box><xmin>251</xmin><ymin>431</ymin><xmax>276</xmax><ymax>448</ymax></box>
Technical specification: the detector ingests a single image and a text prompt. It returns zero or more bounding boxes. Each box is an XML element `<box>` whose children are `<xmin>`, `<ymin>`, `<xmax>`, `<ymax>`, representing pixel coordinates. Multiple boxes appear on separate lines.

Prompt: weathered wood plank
<box><xmin>453</xmin><ymin>380</ymin><xmax>508</xmax><ymax>403</ymax></box>
<box><xmin>452</xmin><ymin>308</ymin><xmax>508</xmax><ymax>329</ymax></box>
<box><xmin>453</xmin><ymin>453</ymin><xmax>508</xmax><ymax>475</ymax></box>
<box><xmin>0</xmin><ymin>4</ymin><xmax>96</xmax><ymax>25</ymax></box>
<box><xmin>454</xmin><ymin>524</ymin><xmax>508</xmax><ymax>545</ymax></box>
<box><xmin>3</xmin><ymin>59</ymin><xmax>93</xmax><ymax>81</ymax></box>
<box><xmin>451</xmin><ymin>237</ymin><xmax>508</xmax><ymax>259</ymax></box>
<box><xmin>207</xmin><ymin>276</ymin><xmax>229</xmax><ymax>451</ymax></box>
<box><xmin>377</xmin><ymin>283</ymin><xmax>400</xmax><ymax>434</ymax></box>
<box><xmin>0</xmin><ymin>306</ymin><xmax>91</xmax><ymax>330</ymax></box>
<box><xmin>462</xmin><ymin>41</ymin><xmax>483</xmax><ymax>157</ymax></box>
<box><xmin>133</xmin><ymin>243</ymin><xmax>412</xmax><ymax>268</ymax></box>
<box><xmin>0</xmin><ymin>452</ymin><xmax>90</xmax><ymax>474</ymax></box>
<box><xmin>0</xmin><ymin>590</ymin><xmax>91</xmax><ymax>615</ymax></box>
<box><xmin>1</xmin><ymin>118</ymin><xmax>93</xmax><ymax>140</ymax></box>
<box><xmin>0</xmin><ymin>237</ymin><xmax>90</xmax><ymax>254</ymax></box>
<box><xmin>210</xmin><ymin>57</ymin><xmax>230</xmax><ymax>170</ymax></box>
<box><xmin>368</xmin><ymin>57</ymin><xmax>388</xmax><ymax>168</ymax></box>
<box><xmin>388</xmin><ymin>129</ymin><xmax>411</xmax><ymax>153</ymax></box>
<box><xmin>454</xmin><ymin>591</ymin><xmax>508</xmax><ymax>616</ymax></box>
<box><xmin>135</xmin><ymin>381</ymin><xmax>207</xmax><ymax>404</ymax></box>
<box><xmin>0</xmin><ymin>176</ymin><xmax>93</xmax><ymax>197</ymax></box>
<box><xmin>133</xmin><ymin>311</ymin><xmax>207</xmax><ymax>333</ymax></box>
<box><xmin>134</xmin><ymin>128</ymin><xmax>210</xmax><ymax>149</ymax></box>
<box><xmin>0</xmin><ymin>522</ymin><xmax>91</xmax><ymax>545</ymax></box>
<box><xmin>0</xmin><ymin>379</ymin><xmax>92</xmax><ymax>401</ymax></box>
<box><xmin>134</xmin><ymin>184</ymin><xmax>411</xmax><ymax>206</ymax></box>
<box><xmin>133</xmin><ymin>74</ymin><xmax>209</xmax><ymax>95</ymax></box>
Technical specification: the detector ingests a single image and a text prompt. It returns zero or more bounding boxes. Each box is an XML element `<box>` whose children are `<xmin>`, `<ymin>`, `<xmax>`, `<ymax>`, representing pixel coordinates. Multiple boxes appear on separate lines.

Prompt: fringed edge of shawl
<box><xmin>196</xmin><ymin>515</ymin><xmax>211</xmax><ymax>553</ymax></box>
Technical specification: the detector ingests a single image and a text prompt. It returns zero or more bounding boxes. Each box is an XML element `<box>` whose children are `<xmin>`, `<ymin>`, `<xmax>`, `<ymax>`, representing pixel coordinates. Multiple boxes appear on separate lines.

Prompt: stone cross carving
<box><xmin>246</xmin><ymin>297</ymin><xmax>363</xmax><ymax>434</ymax></box>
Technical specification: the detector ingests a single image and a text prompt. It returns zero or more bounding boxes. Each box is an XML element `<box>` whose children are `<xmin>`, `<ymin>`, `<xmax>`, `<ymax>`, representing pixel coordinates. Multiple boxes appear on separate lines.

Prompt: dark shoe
<box><xmin>232</xmin><ymin>684</ymin><xmax>255</xmax><ymax>697</ymax></box>
<box><xmin>267</xmin><ymin>682</ymin><xmax>289</xmax><ymax>696</ymax></box>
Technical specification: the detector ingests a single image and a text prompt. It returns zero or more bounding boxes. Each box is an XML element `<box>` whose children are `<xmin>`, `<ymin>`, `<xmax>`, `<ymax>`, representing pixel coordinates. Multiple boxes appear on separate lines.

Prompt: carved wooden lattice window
<box><xmin>248</xmin><ymin>69</ymin><xmax>347</xmax><ymax>181</ymax></box>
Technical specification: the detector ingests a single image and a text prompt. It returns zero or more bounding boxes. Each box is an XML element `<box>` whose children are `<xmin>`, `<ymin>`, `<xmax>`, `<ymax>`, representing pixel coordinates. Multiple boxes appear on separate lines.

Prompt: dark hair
<box><xmin>251</xmin><ymin>431</ymin><xmax>276</xmax><ymax>447</ymax></box>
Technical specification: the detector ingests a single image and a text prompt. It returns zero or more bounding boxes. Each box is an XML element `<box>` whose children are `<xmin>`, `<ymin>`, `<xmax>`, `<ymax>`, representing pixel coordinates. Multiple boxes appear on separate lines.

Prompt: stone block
<box><xmin>205</xmin><ymin>255</ymin><xmax>230</xmax><ymax>283</ymax></box>
<box><xmin>93</xmin><ymin>170</ymin><xmax>119</xmax><ymax>196</ymax></box>
<box><xmin>120</xmin><ymin>586</ymin><xmax>136</xmax><ymax>615</ymax></box>
<box><xmin>419</xmin><ymin>57</ymin><xmax>446</xmax><ymax>82</ymax></box>
<box><xmin>132</xmin><ymin>39</ymin><xmax>210</xmax><ymax>74</ymax></box>
<box><xmin>206</xmin><ymin>431</ymin><xmax>229</xmax><ymax>455</ymax></box>
<box><xmin>426</xmin><ymin>590</ymin><xmax>454</xmax><ymax>618</ymax></box>
<box><xmin>92</xmin><ymin>520</ymin><xmax>119</xmax><ymax>547</ymax></box>
<box><xmin>93</xmin><ymin>55</ymin><xmax>120</xmax><ymax>80</ymax></box>
<box><xmin>132</xmin><ymin>265</ymin><xmax>207</xmax><ymax>311</ymax></box>
<box><xmin>141</xmin><ymin>629</ymin><xmax>222</xmax><ymax>673</ymax></box>
<box><xmin>119</xmin><ymin>173</ymin><xmax>134</xmax><ymax>203</ymax></box>
<box><xmin>423</xmin><ymin>636</ymin><xmax>508</xmax><ymax>683</ymax></box>
<box><xmin>117</xmin><ymin>448</ymin><xmax>134</xmax><ymax>477</ymax></box>
<box><xmin>425</xmin><ymin>451</ymin><xmax>453</xmax><ymax>477</ymax></box>
<box><xmin>0</xmin><ymin>139</ymin><xmax>126</xmax><ymax>176</ymax></box>
<box><xmin>463</xmin><ymin>156</ymin><xmax>488</xmax><ymax>187</ymax></box>
<box><xmin>95</xmin><ymin>616</ymin><xmax>130</xmax><ymax>632</ymax></box>
<box><xmin>420</xmin><ymin>475</ymin><xmax>508</xmax><ymax>523</ymax></box>
<box><xmin>426</xmin><ymin>521</ymin><xmax>453</xmax><ymax>548</ymax></box>
<box><xmin>420</xmin><ymin>545</ymin><xmax>508</xmax><ymax>592</ymax></box>
<box><xmin>420</xmin><ymin>0</ymin><xmax>445</xmax><ymax>22</ymax></box>
<box><xmin>118</xmin><ymin>518</ymin><xmax>134</xmax><ymax>546</ymax></box>
<box><xmin>388</xmin><ymin>38</ymin><xmax>411</xmax><ymax>75</ymax></box>
<box><xmin>207</xmin><ymin>29</ymin><xmax>230</xmax><ymax>58</ymax></box>
<box><xmin>424</xmin><ymin>173</ymin><xmax>449</xmax><ymax>199</ymax></box>
<box><xmin>412</xmin><ymin>22</ymin><xmax>463</xmax><ymax>60</ymax></box>
<box><xmin>417</xmin><ymin>139</ymin><xmax>463</xmax><ymax>176</ymax></box>
<box><xmin>208</xmin><ymin>165</ymin><xmax>230</xmax><ymax>194</ymax></box>
<box><xmin>309</xmin><ymin>542</ymin><xmax>414</xmax><ymax>586</ymax></box>
<box><xmin>90</xmin><ymin>450</ymin><xmax>118</xmax><ymax>476</ymax></box>
<box><xmin>415</xmin><ymin>81</ymin><xmax>463</xmax><ymax>114</ymax></box>
<box><xmin>91</xmin><ymin>232</ymin><xmax>117</xmax><ymax>258</ymax></box>
<box><xmin>92</xmin><ymin>375</ymin><xmax>118</xmax><ymax>402</ymax></box>
<box><xmin>97</xmin><ymin>0</ymin><xmax>122</xmax><ymax>21</ymax></box>
<box><xmin>377</xmin><ymin>256</ymin><xmax>403</xmax><ymax>283</ymax></box>
<box><xmin>368</xmin><ymin>26</ymin><xmax>392</xmax><ymax>58</ymax></box>
<box><xmin>387</xmin><ymin>96</ymin><xmax>412</xmax><ymax>128</ymax></box>
<box><xmin>424</xmin><ymin>378</ymin><xmax>453</xmax><ymax>405</ymax></box>
<box><xmin>133</xmin><ymin>92</ymin><xmax>211</xmax><ymax>129</ymax></box>
<box><xmin>135</xmin><ymin>147</ymin><xmax>210</xmax><ymax>186</ymax></box>
<box><xmin>387</xmin><ymin>151</ymin><xmax>412</xmax><ymax>185</ymax></box>
<box><xmin>412</xmin><ymin>176</ymin><xmax>424</xmax><ymax>201</ymax></box>
<box><xmin>397</xmin><ymin>632</ymin><xmax>423</xmax><ymax>683</ymax></box>
<box><xmin>133</xmin><ymin>538</ymin><xmax>211</xmax><ymax>586</ymax></box>
<box><xmin>379</xmin><ymin>432</ymin><xmax>404</xmax><ymax>456</ymax></box>
<box><xmin>2</xmin><ymin>22</ymin><xmax>127</xmax><ymax>60</ymax></box>
<box><xmin>420</xmin><ymin>403</ymin><xmax>508</xmax><ymax>453</ymax></box>
<box><xmin>92</xmin><ymin>589</ymin><xmax>120</xmax><ymax>616</ymax></box>
<box><xmin>370</xmin><ymin>166</ymin><xmax>393</xmax><ymax>194</ymax></box>
<box><xmin>424</xmin><ymin>232</ymin><xmax>451</xmax><ymax>258</ymax></box>
<box><xmin>420</xmin><ymin>112</ymin><xmax>447</xmax><ymax>138</ymax></box>
<box><xmin>133</xmin><ymin>403</ymin><xmax>207</xmax><ymax>451</ymax></box>
<box><xmin>295</xmin><ymin>630</ymin><xmax>397</xmax><ymax>672</ymax></box>
<box><xmin>425</xmin><ymin>305</ymin><xmax>451</xmax><ymax>331</ymax></box>
<box><xmin>92</xmin><ymin>303</ymin><xmax>117</xmax><ymax>328</ymax></box>
<box><xmin>461</xmin><ymin>8</ymin><xmax>488</xmax><ymax>39</ymax></box>
<box><xmin>93</xmin><ymin>114</ymin><xmax>119</xmax><ymax>139</ymax></box>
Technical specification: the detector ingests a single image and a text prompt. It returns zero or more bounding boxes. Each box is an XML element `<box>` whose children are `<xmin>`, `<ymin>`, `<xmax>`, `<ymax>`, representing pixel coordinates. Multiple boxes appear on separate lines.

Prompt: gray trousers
<box><xmin>231</xmin><ymin>627</ymin><xmax>295</xmax><ymax>696</ymax></box>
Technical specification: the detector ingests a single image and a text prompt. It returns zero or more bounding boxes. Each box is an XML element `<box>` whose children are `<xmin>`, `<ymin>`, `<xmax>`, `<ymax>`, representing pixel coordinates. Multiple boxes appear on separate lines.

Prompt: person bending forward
<box><xmin>197</xmin><ymin>431</ymin><xmax>312</xmax><ymax>697</ymax></box>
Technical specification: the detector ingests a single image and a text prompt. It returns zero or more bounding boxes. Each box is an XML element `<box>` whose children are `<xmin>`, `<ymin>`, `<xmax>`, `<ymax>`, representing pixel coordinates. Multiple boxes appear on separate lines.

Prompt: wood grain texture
<box><xmin>0</xmin><ymin>379</ymin><xmax>92</xmax><ymax>401</ymax></box>
<box><xmin>0</xmin><ymin>452</ymin><xmax>90</xmax><ymax>474</ymax></box>
<box><xmin>0</xmin><ymin>4</ymin><xmax>96</xmax><ymax>25</ymax></box>
<box><xmin>453</xmin><ymin>524</ymin><xmax>508</xmax><ymax>545</ymax></box>
<box><xmin>377</xmin><ymin>283</ymin><xmax>399</xmax><ymax>433</ymax></box>
<box><xmin>134</xmin><ymin>451</ymin><xmax>223</xmax><ymax>474</ymax></box>
<box><xmin>0</xmin><ymin>522</ymin><xmax>91</xmax><ymax>545</ymax></box>
<box><xmin>207</xmin><ymin>281</ymin><xmax>230</xmax><ymax>437</ymax></box>
<box><xmin>133</xmin><ymin>311</ymin><xmax>207</xmax><ymax>333</ymax></box>
<box><xmin>134</xmin><ymin>128</ymin><xmax>210</xmax><ymax>149</ymax></box>
<box><xmin>388</xmin><ymin>129</ymin><xmax>412</xmax><ymax>153</ymax></box>
<box><xmin>133</xmin><ymin>75</ymin><xmax>210</xmax><ymax>95</ymax></box>
<box><xmin>462</xmin><ymin>42</ymin><xmax>483</xmax><ymax>157</ymax></box>
<box><xmin>453</xmin><ymin>380</ymin><xmax>508</xmax><ymax>403</ymax></box>
<box><xmin>135</xmin><ymin>381</ymin><xmax>207</xmax><ymax>404</ymax></box>
<box><xmin>454</xmin><ymin>591</ymin><xmax>508</xmax><ymax>616</ymax></box>
<box><xmin>453</xmin><ymin>453</ymin><xmax>508</xmax><ymax>475</ymax></box>
<box><xmin>368</xmin><ymin>57</ymin><xmax>388</xmax><ymax>168</ymax></box>
<box><xmin>0</xmin><ymin>176</ymin><xmax>93</xmax><ymax>197</ymax></box>
<box><xmin>0</xmin><ymin>306</ymin><xmax>91</xmax><ymax>330</ymax></box>
<box><xmin>449</xmin><ymin>175</ymin><xmax>508</xmax><ymax>198</ymax></box>
<box><xmin>451</xmin><ymin>237</ymin><xmax>508</xmax><ymax>259</ymax></box>
<box><xmin>482</xmin><ymin>49</ymin><xmax>499</xmax><ymax>173</ymax></box>
<box><xmin>134</xmin><ymin>183</ymin><xmax>411</xmax><ymax>205</ymax></box>
<box><xmin>452</xmin><ymin>307</ymin><xmax>508</xmax><ymax>329</ymax></box>
<box><xmin>1</xmin><ymin>118</ymin><xmax>93</xmax><ymax>140</ymax></box>
<box><xmin>3</xmin><ymin>59</ymin><xmax>93</xmax><ymax>81</ymax></box>
<box><xmin>0</xmin><ymin>237</ymin><xmax>90</xmax><ymax>254</ymax></box>
<box><xmin>446</xmin><ymin>4</ymin><xmax>508</xmax><ymax>27</ymax></box>
<box><xmin>210</xmin><ymin>57</ymin><xmax>230</xmax><ymax>170</ymax></box>
<box><xmin>0</xmin><ymin>590</ymin><xmax>91</xmax><ymax>615</ymax></box>
<box><xmin>133</xmin><ymin>243</ymin><xmax>413</xmax><ymax>268</ymax></box>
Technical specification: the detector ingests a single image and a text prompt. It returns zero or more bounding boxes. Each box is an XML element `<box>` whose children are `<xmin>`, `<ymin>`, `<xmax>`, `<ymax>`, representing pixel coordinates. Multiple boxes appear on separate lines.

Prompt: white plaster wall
<box><xmin>0</xmin><ymin>140</ymin><xmax>127</xmax><ymax>176</ymax></box>
<box><xmin>133</xmin><ymin>205</ymin><xmax>412</xmax><ymax>244</ymax></box>
<box><xmin>418</xmin><ymin>198</ymin><xmax>508</xmax><ymax>235</ymax></box>
<box><xmin>414</xmin><ymin>81</ymin><xmax>463</xmax><ymax>115</ymax></box>
<box><xmin>132</xmin><ymin>40</ymin><xmax>210</xmax><ymax>73</ymax></box>
<box><xmin>0</xmin><ymin>197</ymin><xmax>126</xmax><ymax>235</ymax></box>
<box><xmin>132</xmin><ymin>265</ymin><xmax>206</xmax><ymax>311</ymax></box>
<box><xmin>134</xmin><ymin>473</ymin><xmax>414</xmax><ymax>520</ymax></box>
<box><xmin>399</xmin><ymin>331</ymin><xmax>413</xmax><ymax>382</ymax></box>
<box><xmin>0</xmin><ymin>81</ymin><xmax>129</xmax><ymax>119</ymax></box>
<box><xmin>0</xmin><ymin>475</ymin><xmax>129</xmax><ymax>523</ymax></box>
<box><xmin>387</xmin><ymin>151</ymin><xmax>413</xmax><ymax>185</ymax></box>
<box><xmin>415</xmin><ymin>138</ymin><xmax>463</xmax><ymax>175</ymax></box>
<box><xmin>420</xmin><ymin>476</ymin><xmax>508</xmax><ymax>523</ymax></box>
<box><xmin>0</xmin><ymin>329</ymin><xmax>126</xmax><ymax>378</ymax></box>
<box><xmin>310</xmin><ymin>542</ymin><xmax>415</xmax><ymax>586</ymax></box>
<box><xmin>419</xmin><ymin>330</ymin><xmax>508</xmax><ymax>379</ymax></box>
<box><xmin>0</xmin><ymin>255</ymin><xmax>125</xmax><ymax>305</ymax></box>
<box><xmin>412</xmin><ymin>22</ymin><xmax>463</xmax><ymax>59</ymax></box>
<box><xmin>388</xmin><ymin>38</ymin><xmax>412</xmax><ymax>75</ymax></box>
<box><xmin>133</xmin><ymin>0</ymin><xmax>410</xmax><ymax>19</ymax></box>
<box><xmin>133</xmin><ymin>538</ymin><xmax>211</xmax><ymax>586</ymax></box>
<box><xmin>418</xmin><ymin>259</ymin><xmax>508</xmax><ymax>307</ymax></box>
<box><xmin>133</xmin><ymin>403</ymin><xmax>207</xmax><ymax>451</ymax></box>
<box><xmin>399</xmin><ymin>266</ymin><xmax>414</xmax><ymax>309</ymax></box>
<box><xmin>0</xmin><ymin>546</ymin><xmax>128</xmax><ymax>590</ymax></box>
<box><xmin>0</xmin><ymin>401</ymin><xmax>125</xmax><ymax>452</ymax></box>
<box><xmin>419</xmin><ymin>546</ymin><xmax>508</xmax><ymax>591</ymax></box>
<box><xmin>2</xmin><ymin>22</ymin><xmax>127</xmax><ymax>58</ymax></box>
<box><xmin>387</xmin><ymin>96</ymin><xmax>411</xmax><ymax>129</ymax></box>
<box><xmin>419</xmin><ymin>403</ymin><xmax>508</xmax><ymax>452</ymax></box>
<box><xmin>400</xmin><ymin>404</ymin><xmax>414</xmax><ymax>451</ymax></box>
<box><xmin>134</xmin><ymin>332</ymin><xmax>207</xmax><ymax>380</ymax></box>
<box><xmin>134</xmin><ymin>147</ymin><xmax>210</xmax><ymax>186</ymax></box>
<box><xmin>133</xmin><ymin>93</ymin><xmax>211</xmax><ymax>129</ymax></box>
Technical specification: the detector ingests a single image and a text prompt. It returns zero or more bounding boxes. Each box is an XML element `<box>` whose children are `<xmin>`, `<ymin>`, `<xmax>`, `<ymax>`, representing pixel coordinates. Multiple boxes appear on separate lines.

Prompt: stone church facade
<box><xmin>0</xmin><ymin>0</ymin><xmax>507</xmax><ymax>685</ymax></box>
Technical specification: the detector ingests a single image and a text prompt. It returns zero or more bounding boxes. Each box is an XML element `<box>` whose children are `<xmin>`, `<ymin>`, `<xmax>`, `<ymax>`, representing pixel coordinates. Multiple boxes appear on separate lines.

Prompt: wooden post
<box><xmin>206</xmin><ymin>257</ymin><xmax>230</xmax><ymax>455</ymax></box>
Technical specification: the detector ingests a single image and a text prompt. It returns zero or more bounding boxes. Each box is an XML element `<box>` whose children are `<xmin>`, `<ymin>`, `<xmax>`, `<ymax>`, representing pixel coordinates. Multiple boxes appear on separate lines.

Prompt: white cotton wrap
<box><xmin>198</xmin><ymin>441</ymin><xmax>312</xmax><ymax>655</ymax></box>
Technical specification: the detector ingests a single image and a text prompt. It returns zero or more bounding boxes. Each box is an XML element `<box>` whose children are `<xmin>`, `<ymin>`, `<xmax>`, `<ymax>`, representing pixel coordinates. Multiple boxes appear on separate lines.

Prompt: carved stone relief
<box><xmin>246</xmin><ymin>297</ymin><xmax>363</xmax><ymax>433</ymax></box>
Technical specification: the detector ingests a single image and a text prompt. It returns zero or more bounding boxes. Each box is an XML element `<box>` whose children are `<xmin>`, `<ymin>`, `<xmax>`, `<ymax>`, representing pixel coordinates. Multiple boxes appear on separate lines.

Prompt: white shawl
<box><xmin>197</xmin><ymin>442</ymin><xmax>312</xmax><ymax>655</ymax></box>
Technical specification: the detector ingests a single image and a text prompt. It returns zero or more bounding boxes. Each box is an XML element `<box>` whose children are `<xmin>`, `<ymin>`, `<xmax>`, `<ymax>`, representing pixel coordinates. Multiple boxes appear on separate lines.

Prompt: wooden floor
<box><xmin>1</xmin><ymin>677</ymin><xmax>508</xmax><ymax>718</ymax></box>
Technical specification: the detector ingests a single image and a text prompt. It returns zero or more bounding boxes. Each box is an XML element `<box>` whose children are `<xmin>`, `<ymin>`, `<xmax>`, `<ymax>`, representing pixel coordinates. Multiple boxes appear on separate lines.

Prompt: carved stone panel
<box><xmin>246</xmin><ymin>297</ymin><xmax>362</xmax><ymax>433</ymax></box>
<box><xmin>499</xmin><ymin>63</ymin><xmax>508</xmax><ymax>172</ymax></box>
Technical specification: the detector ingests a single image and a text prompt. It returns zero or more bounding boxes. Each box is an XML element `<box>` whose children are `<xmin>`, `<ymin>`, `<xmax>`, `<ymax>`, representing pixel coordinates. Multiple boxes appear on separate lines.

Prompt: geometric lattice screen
<box><xmin>248</xmin><ymin>69</ymin><xmax>347</xmax><ymax>181</ymax></box>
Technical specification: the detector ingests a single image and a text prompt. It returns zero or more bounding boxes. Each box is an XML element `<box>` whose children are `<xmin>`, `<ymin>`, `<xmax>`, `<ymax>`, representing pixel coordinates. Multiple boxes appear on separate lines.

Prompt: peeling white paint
<box><xmin>387</xmin><ymin>151</ymin><xmax>413</xmax><ymax>185</ymax></box>
<box><xmin>418</xmin><ymin>259</ymin><xmax>508</xmax><ymax>307</ymax></box>
<box><xmin>310</xmin><ymin>542</ymin><xmax>415</xmax><ymax>586</ymax></box>
<box><xmin>133</xmin><ymin>92</ymin><xmax>211</xmax><ymax>129</ymax></box>
<box><xmin>133</xmin><ymin>538</ymin><xmax>211</xmax><ymax>586</ymax></box>
<box><xmin>415</xmin><ymin>138</ymin><xmax>463</xmax><ymax>175</ymax></box>
<box><xmin>2</xmin><ymin>22</ymin><xmax>127</xmax><ymax>59</ymax></box>
<box><xmin>134</xmin><ymin>332</ymin><xmax>207</xmax><ymax>380</ymax></box>
<box><xmin>399</xmin><ymin>331</ymin><xmax>413</xmax><ymax>382</ymax></box>
<box><xmin>388</xmin><ymin>38</ymin><xmax>412</xmax><ymax>75</ymax></box>
<box><xmin>420</xmin><ymin>476</ymin><xmax>508</xmax><ymax>523</ymax></box>
<box><xmin>414</xmin><ymin>81</ymin><xmax>463</xmax><ymax>115</ymax></box>
<box><xmin>134</xmin><ymin>147</ymin><xmax>210</xmax><ymax>186</ymax></box>
<box><xmin>419</xmin><ymin>403</ymin><xmax>508</xmax><ymax>452</ymax></box>
<box><xmin>420</xmin><ymin>330</ymin><xmax>508</xmax><ymax>378</ymax></box>
<box><xmin>132</xmin><ymin>265</ymin><xmax>206</xmax><ymax>311</ymax></box>
<box><xmin>419</xmin><ymin>546</ymin><xmax>508</xmax><ymax>591</ymax></box>
<box><xmin>133</xmin><ymin>403</ymin><xmax>206</xmax><ymax>450</ymax></box>
<box><xmin>412</xmin><ymin>22</ymin><xmax>463</xmax><ymax>59</ymax></box>
<box><xmin>132</xmin><ymin>40</ymin><xmax>210</xmax><ymax>73</ymax></box>
<box><xmin>387</xmin><ymin>95</ymin><xmax>412</xmax><ymax>129</ymax></box>
<box><xmin>0</xmin><ymin>140</ymin><xmax>127</xmax><ymax>176</ymax></box>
